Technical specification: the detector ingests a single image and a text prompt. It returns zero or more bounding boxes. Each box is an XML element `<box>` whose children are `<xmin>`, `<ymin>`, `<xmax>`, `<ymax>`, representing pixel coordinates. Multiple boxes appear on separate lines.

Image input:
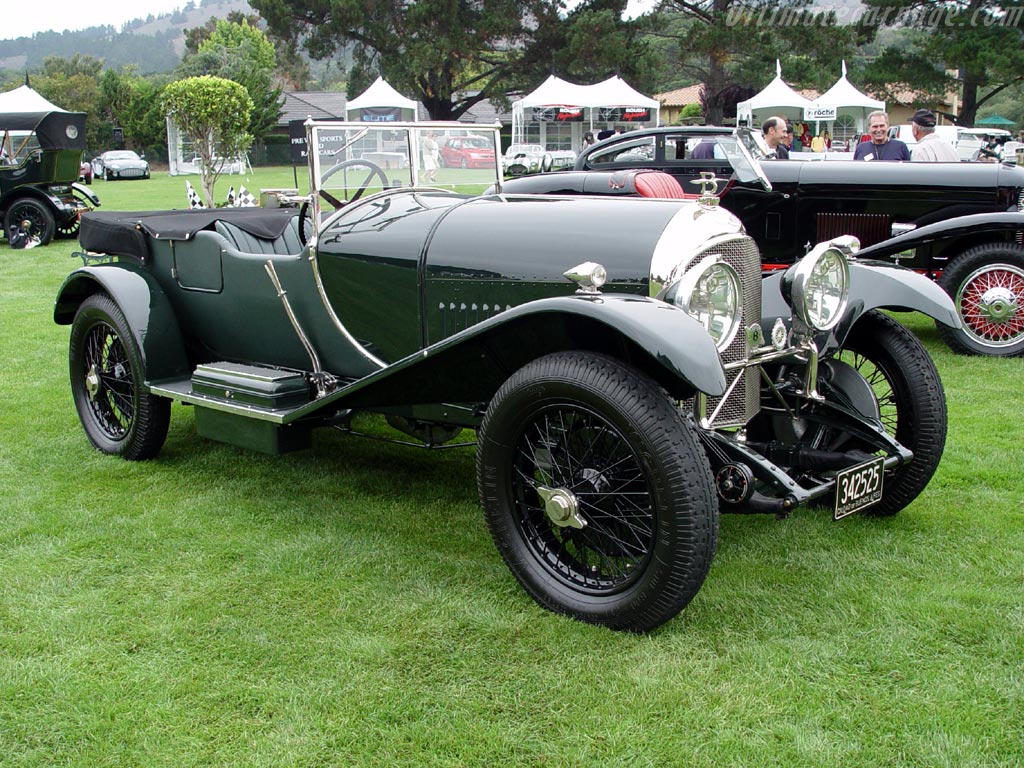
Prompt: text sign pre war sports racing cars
<box><xmin>55</xmin><ymin>121</ymin><xmax>958</xmax><ymax>632</ymax></box>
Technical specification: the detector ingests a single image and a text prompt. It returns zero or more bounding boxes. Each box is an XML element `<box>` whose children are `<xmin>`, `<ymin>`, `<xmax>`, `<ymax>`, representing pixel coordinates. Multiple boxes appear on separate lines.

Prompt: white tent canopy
<box><xmin>804</xmin><ymin>61</ymin><xmax>884</xmax><ymax>140</ymax></box>
<box><xmin>736</xmin><ymin>61</ymin><xmax>812</xmax><ymax>128</ymax></box>
<box><xmin>0</xmin><ymin>84</ymin><xmax>67</xmax><ymax>112</ymax></box>
<box><xmin>512</xmin><ymin>75</ymin><xmax>659</xmax><ymax>145</ymax></box>
<box><xmin>346</xmin><ymin>76</ymin><xmax>419</xmax><ymax>121</ymax></box>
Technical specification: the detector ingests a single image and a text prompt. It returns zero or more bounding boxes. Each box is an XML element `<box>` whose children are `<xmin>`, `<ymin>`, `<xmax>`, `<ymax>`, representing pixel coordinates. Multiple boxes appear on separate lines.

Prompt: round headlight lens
<box><xmin>788</xmin><ymin>247</ymin><xmax>849</xmax><ymax>331</ymax></box>
<box><xmin>665</xmin><ymin>257</ymin><xmax>742</xmax><ymax>351</ymax></box>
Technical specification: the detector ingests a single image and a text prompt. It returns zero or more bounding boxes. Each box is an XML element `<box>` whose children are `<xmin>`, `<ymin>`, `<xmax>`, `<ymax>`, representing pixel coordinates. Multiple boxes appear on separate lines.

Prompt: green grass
<box><xmin>1</xmin><ymin>174</ymin><xmax>1023</xmax><ymax>766</ymax></box>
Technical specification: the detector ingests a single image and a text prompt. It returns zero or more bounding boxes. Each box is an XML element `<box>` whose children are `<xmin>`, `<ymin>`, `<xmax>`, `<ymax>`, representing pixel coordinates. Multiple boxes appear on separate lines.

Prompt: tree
<box><xmin>857</xmin><ymin>0</ymin><xmax>1024</xmax><ymax>126</ymax></box>
<box><xmin>33</xmin><ymin>55</ymin><xmax>104</xmax><ymax>150</ymax></box>
<box><xmin>162</xmin><ymin>76</ymin><xmax>253</xmax><ymax>206</ymax></box>
<box><xmin>178</xmin><ymin>19</ymin><xmax>283</xmax><ymax>142</ymax></box>
<box><xmin>98</xmin><ymin>69</ymin><xmax>172</xmax><ymax>158</ymax></box>
<box><xmin>251</xmin><ymin>0</ymin><xmax>654</xmax><ymax>120</ymax></box>
<box><xmin>652</xmin><ymin>0</ymin><xmax>858</xmax><ymax>124</ymax></box>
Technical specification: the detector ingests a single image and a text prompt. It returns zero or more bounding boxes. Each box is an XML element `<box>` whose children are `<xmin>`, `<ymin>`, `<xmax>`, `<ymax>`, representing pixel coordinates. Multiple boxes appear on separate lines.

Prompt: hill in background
<box><xmin>0</xmin><ymin>0</ymin><xmax>254</xmax><ymax>75</ymax></box>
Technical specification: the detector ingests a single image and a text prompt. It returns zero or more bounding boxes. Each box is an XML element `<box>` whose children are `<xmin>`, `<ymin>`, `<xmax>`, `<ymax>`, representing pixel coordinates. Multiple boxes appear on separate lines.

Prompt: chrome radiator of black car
<box><xmin>684</xmin><ymin>235</ymin><xmax>762</xmax><ymax>429</ymax></box>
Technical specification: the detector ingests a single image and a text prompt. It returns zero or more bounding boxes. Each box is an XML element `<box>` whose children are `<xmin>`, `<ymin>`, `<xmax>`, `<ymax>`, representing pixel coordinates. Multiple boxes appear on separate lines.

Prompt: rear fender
<box><xmin>53</xmin><ymin>266</ymin><xmax>189</xmax><ymax>383</ymax></box>
<box><xmin>857</xmin><ymin>211</ymin><xmax>1024</xmax><ymax>261</ymax></box>
<box><xmin>70</xmin><ymin>182</ymin><xmax>101</xmax><ymax>207</ymax></box>
<box><xmin>290</xmin><ymin>294</ymin><xmax>727</xmax><ymax>419</ymax></box>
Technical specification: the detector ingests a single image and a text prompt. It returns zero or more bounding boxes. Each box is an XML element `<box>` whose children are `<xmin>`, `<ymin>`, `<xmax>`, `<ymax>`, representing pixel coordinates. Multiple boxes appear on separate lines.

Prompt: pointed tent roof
<box><xmin>808</xmin><ymin>61</ymin><xmax>884</xmax><ymax>113</ymax></box>
<box><xmin>976</xmin><ymin>114</ymin><xmax>1015</xmax><ymax>127</ymax></box>
<box><xmin>0</xmin><ymin>84</ymin><xmax>68</xmax><ymax>113</ymax></box>
<box><xmin>736</xmin><ymin>61</ymin><xmax>813</xmax><ymax>124</ymax></box>
<box><xmin>345</xmin><ymin>77</ymin><xmax>418</xmax><ymax>112</ymax></box>
<box><xmin>517</xmin><ymin>75</ymin><xmax>657</xmax><ymax>109</ymax></box>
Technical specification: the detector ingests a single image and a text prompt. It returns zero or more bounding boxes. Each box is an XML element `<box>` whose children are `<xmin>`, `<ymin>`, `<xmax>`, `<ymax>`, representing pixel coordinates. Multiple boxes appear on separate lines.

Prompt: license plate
<box><xmin>834</xmin><ymin>456</ymin><xmax>885</xmax><ymax>520</ymax></box>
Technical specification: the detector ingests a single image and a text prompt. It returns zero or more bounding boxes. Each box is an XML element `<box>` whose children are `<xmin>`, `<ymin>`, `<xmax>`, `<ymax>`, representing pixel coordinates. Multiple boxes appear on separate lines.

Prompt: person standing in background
<box><xmin>910</xmin><ymin>109</ymin><xmax>959</xmax><ymax>162</ymax></box>
<box><xmin>854</xmin><ymin>111</ymin><xmax>910</xmax><ymax>161</ymax></box>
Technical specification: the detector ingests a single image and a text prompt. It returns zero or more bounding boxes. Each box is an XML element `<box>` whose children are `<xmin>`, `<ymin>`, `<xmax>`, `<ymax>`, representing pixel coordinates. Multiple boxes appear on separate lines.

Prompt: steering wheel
<box><xmin>320</xmin><ymin>158</ymin><xmax>389</xmax><ymax>207</ymax></box>
<box><xmin>299</xmin><ymin>158</ymin><xmax>389</xmax><ymax>246</ymax></box>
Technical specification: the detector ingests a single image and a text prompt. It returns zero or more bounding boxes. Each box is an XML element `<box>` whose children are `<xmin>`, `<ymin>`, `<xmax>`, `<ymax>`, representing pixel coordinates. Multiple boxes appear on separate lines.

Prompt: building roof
<box><xmin>654</xmin><ymin>85</ymin><xmax>704</xmax><ymax>107</ymax></box>
<box><xmin>278</xmin><ymin>91</ymin><xmax>347</xmax><ymax>124</ymax></box>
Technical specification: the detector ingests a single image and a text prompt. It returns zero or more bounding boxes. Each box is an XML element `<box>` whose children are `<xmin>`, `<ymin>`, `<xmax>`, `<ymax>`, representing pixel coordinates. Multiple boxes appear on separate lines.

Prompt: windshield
<box><xmin>306</xmin><ymin>121</ymin><xmax>502</xmax><ymax>234</ymax></box>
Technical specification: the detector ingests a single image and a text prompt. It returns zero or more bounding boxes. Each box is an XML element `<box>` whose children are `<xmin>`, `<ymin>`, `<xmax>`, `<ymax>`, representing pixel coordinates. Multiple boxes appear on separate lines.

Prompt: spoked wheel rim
<box><xmin>11</xmin><ymin>206</ymin><xmax>47</xmax><ymax>238</ymax></box>
<box><xmin>832</xmin><ymin>350</ymin><xmax>899</xmax><ymax>437</ymax></box>
<box><xmin>511</xmin><ymin>403</ymin><xmax>656</xmax><ymax>595</ymax></box>
<box><xmin>80</xmin><ymin>320</ymin><xmax>137</xmax><ymax>441</ymax></box>
<box><xmin>955</xmin><ymin>263</ymin><xmax>1024</xmax><ymax>348</ymax></box>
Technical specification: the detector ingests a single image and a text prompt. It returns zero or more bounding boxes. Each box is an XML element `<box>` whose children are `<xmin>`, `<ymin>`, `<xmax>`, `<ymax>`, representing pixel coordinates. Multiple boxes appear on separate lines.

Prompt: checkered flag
<box><xmin>235</xmin><ymin>185</ymin><xmax>258</xmax><ymax>207</ymax></box>
<box><xmin>226</xmin><ymin>186</ymin><xmax>236</xmax><ymax>206</ymax></box>
<box><xmin>185</xmin><ymin>180</ymin><xmax>206</xmax><ymax>209</ymax></box>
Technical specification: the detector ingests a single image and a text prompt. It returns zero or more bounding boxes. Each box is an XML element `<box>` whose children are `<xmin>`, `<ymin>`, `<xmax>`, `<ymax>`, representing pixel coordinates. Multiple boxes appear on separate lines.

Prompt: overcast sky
<box><xmin>2</xmin><ymin>0</ymin><xmax>189</xmax><ymax>41</ymax></box>
<box><xmin>3</xmin><ymin>0</ymin><xmax>656</xmax><ymax>42</ymax></box>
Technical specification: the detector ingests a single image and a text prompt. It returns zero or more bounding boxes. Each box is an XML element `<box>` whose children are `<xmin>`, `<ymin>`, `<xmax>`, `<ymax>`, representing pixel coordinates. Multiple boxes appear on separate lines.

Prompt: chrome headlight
<box><xmin>784</xmin><ymin>243</ymin><xmax>851</xmax><ymax>331</ymax></box>
<box><xmin>663</xmin><ymin>255</ymin><xmax>743</xmax><ymax>350</ymax></box>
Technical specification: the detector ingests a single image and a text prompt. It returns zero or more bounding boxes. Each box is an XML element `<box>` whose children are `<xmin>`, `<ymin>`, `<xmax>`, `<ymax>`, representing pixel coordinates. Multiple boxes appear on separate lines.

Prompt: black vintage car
<box><xmin>55</xmin><ymin>122</ymin><xmax>959</xmax><ymax>632</ymax></box>
<box><xmin>1</xmin><ymin>107</ymin><xmax>100</xmax><ymax>245</ymax></box>
<box><xmin>501</xmin><ymin>126</ymin><xmax>1024</xmax><ymax>357</ymax></box>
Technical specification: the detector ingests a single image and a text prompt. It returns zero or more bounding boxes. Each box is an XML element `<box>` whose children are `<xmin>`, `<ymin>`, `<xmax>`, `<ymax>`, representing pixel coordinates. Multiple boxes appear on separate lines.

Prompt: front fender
<box><xmin>71</xmin><ymin>181</ymin><xmax>101</xmax><ymax>207</ymax></box>
<box><xmin>762</xmin><ymin>260</ymin><xmax>960</xmax><ymax>350</ymax></box>
<box><xmin>290</xmin><ymin>293</ymin><xmax>727</xmax><ymax>418</ymax></box>
<box><xmin>53</xmin><ymin>265</ymin><xmax>189</xmax><ymax>383</ymax></box>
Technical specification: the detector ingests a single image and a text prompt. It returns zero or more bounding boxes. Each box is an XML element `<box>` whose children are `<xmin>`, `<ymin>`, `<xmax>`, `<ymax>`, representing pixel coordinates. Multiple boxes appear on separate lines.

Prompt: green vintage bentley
<box><xmin>55</xmin><ymin>121</ymin><xmax>959</xmax><ymax>632</ymax></box>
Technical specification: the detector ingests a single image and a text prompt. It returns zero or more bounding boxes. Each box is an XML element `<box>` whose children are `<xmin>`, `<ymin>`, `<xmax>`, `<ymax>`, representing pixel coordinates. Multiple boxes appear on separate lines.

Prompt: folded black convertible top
<box><xmin>79</xmin><ymin>208</ymin><xmax>298</xmax><ymax>261</ymax></box>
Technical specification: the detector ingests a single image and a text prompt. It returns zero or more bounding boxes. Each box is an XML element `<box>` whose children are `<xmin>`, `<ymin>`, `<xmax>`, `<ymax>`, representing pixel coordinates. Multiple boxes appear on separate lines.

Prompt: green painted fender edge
<box><xmin>53</xmin><ymin>265</ymin><xmax>190</xmax><ymax>384</ymax></box>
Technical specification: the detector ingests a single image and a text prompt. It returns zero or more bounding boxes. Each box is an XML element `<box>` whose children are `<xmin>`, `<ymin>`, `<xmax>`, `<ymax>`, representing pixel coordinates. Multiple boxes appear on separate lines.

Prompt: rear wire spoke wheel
<box><xmin>937</xmin><ymin>243</ymin><xmax>1024</xmax><ymax>356</ymax></box>
<box><xmin>69</xmin><ymin>294</ymin><xmax>170</xmax><ymax>459</ymax></box>
<box><xmin>829</xmin><ymin>310</ymin><xmax>947</xmax><ymax>516</ymax></box>
<box><xmin>477</xmin><ymin>352</ymin><xmax>717</xmax><ymax>632</ymax></box>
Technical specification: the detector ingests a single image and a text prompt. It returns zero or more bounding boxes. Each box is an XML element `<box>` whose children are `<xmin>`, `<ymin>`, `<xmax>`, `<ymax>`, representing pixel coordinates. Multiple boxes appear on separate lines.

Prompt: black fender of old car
<box><xmin>854</xmin><ymin>211</ymin><xmax>1024</xmax><ymax>263</ymax></box>
<box><xmin>761</xmin><ymin>259</ymin><xmax>960</xmax><ymax>352</ymax></box>
<box><xmin>53</xmin><ymin>265</ymin><xmax>189</xmax><ymax>383</ymax></box>
<box><xmin>283</xmin><ymin>292</ymin><xmax>729</xmax><ymax>422</ymax></box>
<box><xmin>70</xmin><ymin>181</ymin><xmax>101</xmax><ymax>207</ymax></box>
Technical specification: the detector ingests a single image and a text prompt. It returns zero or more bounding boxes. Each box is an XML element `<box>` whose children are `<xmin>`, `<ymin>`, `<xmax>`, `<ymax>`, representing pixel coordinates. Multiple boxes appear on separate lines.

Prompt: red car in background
<box><xmin>439</xmin><ymin>136</ymin><xmax>495</xmax><ymax>169</ymax></box>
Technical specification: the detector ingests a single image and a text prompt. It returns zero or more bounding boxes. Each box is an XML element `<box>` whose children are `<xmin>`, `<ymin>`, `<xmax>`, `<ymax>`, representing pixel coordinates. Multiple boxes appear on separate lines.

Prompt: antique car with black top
<box><xmin>55</xmin><ymin>121</ymin><xmax>958</xmax><ymax>632</ymax></box>
<box><xmin>1</xmin><ymin>107</ymin><xmax>100</xmax><ymax>245</ymax></box>
<box><xmin>501</xmin><ymin>126</ymin><xmax>1024</xmax><ymax>357</ymax></box>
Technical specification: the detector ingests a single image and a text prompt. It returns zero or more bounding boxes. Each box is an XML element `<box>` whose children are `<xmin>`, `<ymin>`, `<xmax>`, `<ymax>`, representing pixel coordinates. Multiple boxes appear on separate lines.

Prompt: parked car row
<box><xmin>56</xmin><ymin>121</ymin><xmax>959</xmax><ymax>631</ymax></box>
<box><xmin>501</xmin><ymin>125</ymin><xmax>1024</xmax><ymax>357</ymax></box>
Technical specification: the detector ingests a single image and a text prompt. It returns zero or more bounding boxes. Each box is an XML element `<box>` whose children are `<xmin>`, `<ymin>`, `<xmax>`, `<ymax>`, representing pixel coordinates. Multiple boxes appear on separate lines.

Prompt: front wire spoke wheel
<box><xmin>478</xmin><ymin>351</ymin><xmax>717</xmax><ymax>632</ymax></box>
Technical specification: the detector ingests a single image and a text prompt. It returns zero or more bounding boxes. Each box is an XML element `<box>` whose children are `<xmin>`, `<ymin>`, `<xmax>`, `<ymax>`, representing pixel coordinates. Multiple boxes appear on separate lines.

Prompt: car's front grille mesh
<box><xmin>118</xmin><ymin>168</ymin><xmax>146</xmax><ymax>178</ymax></box>
<box><xmin>682</xmin><ymin>235</ymin><xmax>762</xmax><ymax>428</ymax></box>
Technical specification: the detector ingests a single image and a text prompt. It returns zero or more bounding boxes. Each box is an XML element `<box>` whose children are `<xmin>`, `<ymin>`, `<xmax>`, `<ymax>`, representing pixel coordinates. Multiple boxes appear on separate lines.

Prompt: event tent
<box><xmin>803</xmin><ymin>61</ymin><xmax>884</xmax><ymax>141</ymax></box>
<box><xmin>976</xmin><ymin>114</ymin><xmax>1016</xmax><ymax>128</ymax></box>
<box><xmin>735</xmin><ymin>61</ymin><xmax>812</xmax><ymax>128</ymax></box>
<box><xmin>511</xmin><ymin>75</ymin><xmax>659</xmax><ymax>145</ymax></box>
<box><xmin>0</xmin><ymin>84</ymin><xmax>68</xmax><ymax>113</ymax></box>
<box><xmin>345</xmin><ymin>77</ymin><xmax>419</xmax><ymax>122</ymax></box>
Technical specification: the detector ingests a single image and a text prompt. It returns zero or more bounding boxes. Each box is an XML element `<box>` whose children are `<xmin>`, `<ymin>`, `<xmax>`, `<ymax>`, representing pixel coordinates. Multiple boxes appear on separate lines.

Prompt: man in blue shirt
<box><xmin>854</xmin><ymin>111</ymin><xmax>910</xmax><ymax>161</ymax></box>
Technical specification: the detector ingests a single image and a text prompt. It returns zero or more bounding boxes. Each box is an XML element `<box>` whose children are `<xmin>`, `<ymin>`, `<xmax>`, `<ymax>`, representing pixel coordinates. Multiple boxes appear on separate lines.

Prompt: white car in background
<box><xmin>502</xmin><ymin>143</ymin><xmax>576</xmax><ymax>176</ymax></box>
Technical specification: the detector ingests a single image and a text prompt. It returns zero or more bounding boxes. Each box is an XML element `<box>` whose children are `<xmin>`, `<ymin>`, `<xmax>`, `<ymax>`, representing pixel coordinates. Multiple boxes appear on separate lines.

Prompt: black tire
<box><xmin>936</xmin><ymin>243</ymin><xmax>1024</xmax><ymax>356</ymax></box>
<box><xmin>105</xmin><ymin>170</ymin><xmax>113</xmax><ymax>181</ymax></box>
<box><xmin>69</xmin><ymin>294</ymin><xmax>170</xmax><ymax>460</ymax></box>
<box><xmin>56</xmin><ymin>216</ymin><xmax>81</xmax><ymax>239</ymax></box>
<box><xmin>4</xmin><ymin>198</ymin><xmax>56</xmax><ymax>246</ymax></box>
<box><xmin>829</xmin><ymin>311</ymin><xmax>948</xmax><ymax>516</ymax></box>
<box><xmin>477</xmin><ymin>352</ymin><xmax>718</xmax><ymax>632</ymax></box>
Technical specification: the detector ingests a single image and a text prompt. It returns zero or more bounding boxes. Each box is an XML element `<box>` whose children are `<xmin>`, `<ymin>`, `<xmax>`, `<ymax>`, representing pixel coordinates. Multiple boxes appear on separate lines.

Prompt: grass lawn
<box><xmin>1</xmin><ymin>171</ymin><xmax>1022</xmax><ymax>766</ymax></box>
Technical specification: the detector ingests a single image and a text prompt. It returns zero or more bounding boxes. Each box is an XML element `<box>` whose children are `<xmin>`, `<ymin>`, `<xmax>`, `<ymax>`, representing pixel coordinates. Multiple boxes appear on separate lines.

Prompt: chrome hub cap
<box><xmin>536</xmin><ymin>485</ymin><xmax>587</xmax><ymax>529</ymax></box>
<box><xmin>85</xmin><ymin>364</ymin><xmax>102</xmax><ymax>399</ymax></box>
<box><xmin>957</xmin><ymin>264</ymin><xmax>1024</xmax><ymax>347</ymax></box>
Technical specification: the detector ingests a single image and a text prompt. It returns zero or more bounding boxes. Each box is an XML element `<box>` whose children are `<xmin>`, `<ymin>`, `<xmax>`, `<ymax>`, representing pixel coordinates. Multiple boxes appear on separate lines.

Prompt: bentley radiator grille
<box><xmin>683</xmin><ymin>235</ymin><xmax>762</xmax><ymax>428</ymax></box>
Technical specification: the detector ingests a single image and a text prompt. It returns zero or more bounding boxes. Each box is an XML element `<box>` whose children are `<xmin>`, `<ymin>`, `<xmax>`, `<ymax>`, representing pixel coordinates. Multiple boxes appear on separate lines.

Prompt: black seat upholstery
<box><xmin>214</xmin><ymin>217</ymin><xmax>304</xmax><ymax>256</ymax></box>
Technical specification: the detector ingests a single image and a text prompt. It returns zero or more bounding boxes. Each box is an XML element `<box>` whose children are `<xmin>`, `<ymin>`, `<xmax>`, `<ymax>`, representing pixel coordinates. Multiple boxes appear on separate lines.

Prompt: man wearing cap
<box><xmin>910</xmin><ymin>109</ymin><xmax>958</xmax><ymax>162</ymax></box>
<box><xmin>854</xmin><ymin>111</ymin><xmax>910</xmax><ymax>161</ymax></box>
